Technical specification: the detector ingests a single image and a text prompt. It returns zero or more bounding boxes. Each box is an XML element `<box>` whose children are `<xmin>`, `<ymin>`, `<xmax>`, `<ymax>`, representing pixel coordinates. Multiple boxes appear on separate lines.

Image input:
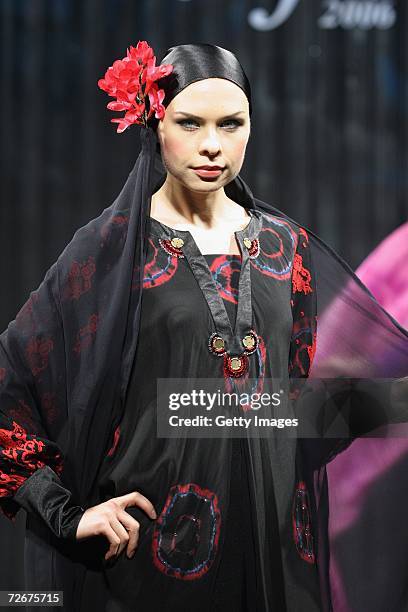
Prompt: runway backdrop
<box><xmin>1</xmin><ymin>0</ymin><xmax>408</xmax><ymax>604</ymax></box>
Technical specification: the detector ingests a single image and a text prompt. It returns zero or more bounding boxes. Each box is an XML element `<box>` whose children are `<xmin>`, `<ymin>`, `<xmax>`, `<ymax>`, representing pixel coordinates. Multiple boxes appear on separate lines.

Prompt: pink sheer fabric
<box><xmin>327</xmin><ymin>222</ymin><xmax>408</xmax><ymax>612</ymax></box>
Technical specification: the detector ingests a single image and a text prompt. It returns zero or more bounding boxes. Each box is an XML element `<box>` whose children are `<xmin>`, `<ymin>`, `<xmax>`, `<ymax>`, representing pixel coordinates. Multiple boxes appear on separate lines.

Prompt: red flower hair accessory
<box><xmin>98</xmin><ymin>40</ymin><xmax>174</xmax><ymax>133</ymax></box>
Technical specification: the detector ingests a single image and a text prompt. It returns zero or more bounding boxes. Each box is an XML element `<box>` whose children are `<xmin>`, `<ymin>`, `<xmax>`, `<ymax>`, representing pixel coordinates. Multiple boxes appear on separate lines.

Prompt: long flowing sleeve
<box><xmin>0</xmin><ymin>262</ymin><xmax>85</xmax><ymax>540</ymax></box>
<box><xmin>289</xmin><ymin>225</ymin><xmax>408</xmax><ymax>470</ymax></box>
<box><xmin>288</xmin><ymin>227</ymin><xmax>357</xmax><ymax>469</ymax></box>
<box><xmin>288</xmin><ymin>226</ymin><xmax>317</xmax><ymax>380</ymax></box>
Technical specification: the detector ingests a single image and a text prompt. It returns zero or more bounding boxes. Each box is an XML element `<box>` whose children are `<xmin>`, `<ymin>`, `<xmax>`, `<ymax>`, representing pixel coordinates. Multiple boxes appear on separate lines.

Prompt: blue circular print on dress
<box><xmin>151</xmin><ymin>482</ymin><xmax>221</xmax><ymax>580</ymax></box>
<box><xmin>251</xmin><ymin>215</ymin><xmax>297</xmax><ymax>280</ymax></box>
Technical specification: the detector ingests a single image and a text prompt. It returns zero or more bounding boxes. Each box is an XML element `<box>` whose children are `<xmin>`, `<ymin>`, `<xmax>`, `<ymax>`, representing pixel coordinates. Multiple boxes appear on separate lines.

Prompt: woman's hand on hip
<box><xmin>75</xmin><ymin>491</ymin><xmax>157</xmax><ymax>560</ymax></box>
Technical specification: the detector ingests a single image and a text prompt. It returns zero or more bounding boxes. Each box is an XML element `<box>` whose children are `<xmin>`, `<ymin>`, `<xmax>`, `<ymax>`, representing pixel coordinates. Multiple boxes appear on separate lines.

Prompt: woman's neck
<box><xmin>150</xmin><ymin>176</ymin><xmax>249</xmax><ymax>230</ymax></box>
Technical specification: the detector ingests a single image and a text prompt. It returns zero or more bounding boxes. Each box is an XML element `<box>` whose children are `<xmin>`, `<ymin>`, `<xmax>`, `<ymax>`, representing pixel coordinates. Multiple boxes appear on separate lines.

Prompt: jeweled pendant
<box><xmin>208</xmin><ymin>332</ymin><xmax>226</xmax><ymax>356</ymax></box>
<box><xmin>224</xmin><ymin>354</ymin><xmax>249</xmax><ymax>377</ymax></box>
<box><xmin>208</xmin><ymin>329</ymin><xmax>259</xmax><ymax>377</ymax></box>
<box><xmin>242</xmin><ymin>330</ymin><xmax>259</xmax><ymax>354</ymax></box>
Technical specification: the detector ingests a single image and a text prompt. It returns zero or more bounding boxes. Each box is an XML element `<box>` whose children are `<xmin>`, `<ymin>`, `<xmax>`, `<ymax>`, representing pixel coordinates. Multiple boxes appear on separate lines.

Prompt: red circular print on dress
<box><xmin>152</xmin><ymin>483</ymin><xmax>221</xmax><ymax>580</ymax></box>
<box><xmin>208</xmin><ymin>255</ymin><xmax>241</xmax><ymax>304</ymax></box>
<box><xmin>143</xmin><ymin>237</ymin><xmax>180</xmax><ymax>290</ymax></box>
<box><xmin>251</xmin><ymin>216</ymin><xmax>297</xmax><ymax>280</ymax></box>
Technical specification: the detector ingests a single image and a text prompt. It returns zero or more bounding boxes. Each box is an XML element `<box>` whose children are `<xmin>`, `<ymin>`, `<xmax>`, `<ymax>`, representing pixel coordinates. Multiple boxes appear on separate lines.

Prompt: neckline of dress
<box><xmin>203</xmin><ymin>253</ymin><xmax>242</xmax><ymax>258</ymax></box>
<box><xmin>147</xmin><ymin>208</ymin><xmax>258</xmax><ymax>241</ymax></box>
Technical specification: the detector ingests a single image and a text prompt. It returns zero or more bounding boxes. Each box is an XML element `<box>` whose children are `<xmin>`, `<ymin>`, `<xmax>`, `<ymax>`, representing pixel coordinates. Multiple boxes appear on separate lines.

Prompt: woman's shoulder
<box><xmin>254</xmin><ymin>202</ymin><xmax>303</xmax><ymax>242</ymax></box>
<box><xmin>56</xmin><ymin>205</ymin><xmax>131</xmax><ymax>271</ymax></box>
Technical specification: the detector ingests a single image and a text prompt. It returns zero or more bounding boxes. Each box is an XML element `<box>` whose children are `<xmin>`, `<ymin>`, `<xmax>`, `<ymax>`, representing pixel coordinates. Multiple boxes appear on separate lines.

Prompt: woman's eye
<box><xmin>177</xmin><ymin>119</ymin><xmax>243</xmax><ymax>131</ymax></box>
<box><xmin>177</xmin><ymin>119</ymin><xmax>199</xmax><ymax>130</ymax></box>
<box><xmin>220</xmin><ymin>119</ymin><xmax>242</xmax><ymax>130</ymax></box>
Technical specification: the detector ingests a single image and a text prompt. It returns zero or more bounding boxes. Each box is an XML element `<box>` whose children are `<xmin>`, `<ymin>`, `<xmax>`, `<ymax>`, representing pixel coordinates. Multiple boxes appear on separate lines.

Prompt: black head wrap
<box><xmin>150</xmin><ymin>43</ymin><xmax>252</xmax><ymax>126</ymax></box>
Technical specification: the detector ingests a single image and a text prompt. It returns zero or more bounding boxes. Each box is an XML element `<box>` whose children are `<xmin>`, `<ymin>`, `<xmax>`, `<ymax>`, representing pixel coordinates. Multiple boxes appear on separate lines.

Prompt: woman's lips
<box><xmin>192</xmin><ymin>167</ymin><xmax>224</xmax><ymax>178</ymax></box>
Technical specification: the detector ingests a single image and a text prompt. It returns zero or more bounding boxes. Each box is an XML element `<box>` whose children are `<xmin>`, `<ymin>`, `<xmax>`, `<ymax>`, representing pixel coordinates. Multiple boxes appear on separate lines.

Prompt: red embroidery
<box><xmin>26</xmin><ymin>337</ymin><xmax>54</xmax><ymax>377</ymax></box>
<box><xmin>292</xmin><ymin>254</ymin><xmax>313</xmax><ymax>295</ymax></box>
<box><xmin>73</xmin><ymin>313</ymin><xmax>99</xmax><ymax>354</ymax></box>
<box><xmin>62</xmin><ymin>256</ymin><xmax>96</xmax><ymax>301</ymax></box>
<box><xmin>0</xmin><ymin>472</ymin><xmax>26</xmax><ymax>497</ymax></box>
<box><xmin>0</xmin><ymin>421</ymin><xmax>46</xmax><ymax>471</ymax></box>
<box><xmin>0</xmin><ymin>419</ymin><xmax>64</xmax><ymax>485</ymax></box>
<box><xmin>0</xmin><ymin>421</ymin><xmax>27</xmax><ymax>445</ymax></box>
<box><xmin>2</xmin><ymin>443</ymin><xmax>46</xmax><ymax>471</ymax></box>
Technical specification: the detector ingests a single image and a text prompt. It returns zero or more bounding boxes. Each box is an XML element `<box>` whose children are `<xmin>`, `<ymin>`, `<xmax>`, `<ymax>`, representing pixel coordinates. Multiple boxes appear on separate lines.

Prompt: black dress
<box><xmin>87</xmin><ymin>214</ymin><xmax>288</xmax><ymax>611</ymax></box>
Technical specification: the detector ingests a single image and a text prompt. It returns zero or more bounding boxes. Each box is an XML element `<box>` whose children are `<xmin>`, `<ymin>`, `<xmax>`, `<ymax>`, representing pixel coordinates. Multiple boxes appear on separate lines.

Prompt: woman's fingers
<box><xmin>107</xmin><ymin>514</ymin><xmax>131</xmax><ymax>559</ymax></box>
<box><xmin>116</xmin><ymin>508</ymin><xmax>140</xmax><ymax>558</ymax></box>
<box><xmin>100</xmin><ymin>522</ymin><xmax>121</xmax><ymax>561</ymax></box>
<box><xmin>75</xmin><ymin>491</ymin><xmax>156</xmax><ymax>562</ymax></box>
<box><xmin>117</xmin><ymin>491</ymin><xmax>157</xmax><ymax>519</ymax></box>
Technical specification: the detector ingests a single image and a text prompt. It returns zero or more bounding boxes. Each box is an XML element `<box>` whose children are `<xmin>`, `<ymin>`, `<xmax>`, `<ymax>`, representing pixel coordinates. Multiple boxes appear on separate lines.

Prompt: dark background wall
<box><xmin>1</xmin><ymin>0</ymin><xmax>407</xmax><ymax>594</ymax></box>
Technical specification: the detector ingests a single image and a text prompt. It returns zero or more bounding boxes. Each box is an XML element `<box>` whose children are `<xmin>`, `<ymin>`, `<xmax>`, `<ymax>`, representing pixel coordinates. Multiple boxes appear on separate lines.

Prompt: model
<box><xmin>0</xmin><ymin>41</ymin><xmax>407</xmax><ymax>612</ymax></box>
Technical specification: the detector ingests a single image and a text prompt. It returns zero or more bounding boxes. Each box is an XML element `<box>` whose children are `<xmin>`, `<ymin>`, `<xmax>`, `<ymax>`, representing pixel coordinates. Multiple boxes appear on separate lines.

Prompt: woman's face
<box><xmin>156</xmin><ymin>78</ymin><xmax>251</xmax><ymax>193</ymax></box>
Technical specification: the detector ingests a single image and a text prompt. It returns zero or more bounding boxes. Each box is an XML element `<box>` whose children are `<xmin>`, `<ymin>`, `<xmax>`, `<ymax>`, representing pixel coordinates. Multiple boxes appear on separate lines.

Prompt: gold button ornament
<box><xmin>159</xmin><ymin>237</ymin><xmax>185</xmax><ymax>258</ymax></box>
<box><xmin>170</xmin><ymin>237</ymin><xmax>184</xmax><ymax>249</ymax></box>
<box><xmin>208</xmin><ymin>329</ymin><xmax>259</xmax><ymax>378</ymax></box>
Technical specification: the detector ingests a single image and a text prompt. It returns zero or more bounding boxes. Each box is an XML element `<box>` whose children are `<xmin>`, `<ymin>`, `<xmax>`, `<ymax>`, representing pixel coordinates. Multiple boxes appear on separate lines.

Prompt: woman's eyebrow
<box><xmin>173</xmin><ymin>111</ymin><xmax>246</xmax><ymax>120</ymax></box>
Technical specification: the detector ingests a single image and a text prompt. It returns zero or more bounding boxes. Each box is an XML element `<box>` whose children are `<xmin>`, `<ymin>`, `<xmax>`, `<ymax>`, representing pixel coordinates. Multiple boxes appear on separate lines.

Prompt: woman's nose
<box><xmin>199</xmin><ymin>128</ymin><xmax>221</xmax><ymax>155</ymax></box>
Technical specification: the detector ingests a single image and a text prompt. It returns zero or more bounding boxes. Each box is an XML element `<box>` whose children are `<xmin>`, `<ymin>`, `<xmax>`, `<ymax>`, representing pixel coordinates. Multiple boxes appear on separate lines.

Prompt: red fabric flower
<box><xmin>98</xmin><ymin>40</ymin><xmax>173</xmax><ymax>133</ymax></box>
